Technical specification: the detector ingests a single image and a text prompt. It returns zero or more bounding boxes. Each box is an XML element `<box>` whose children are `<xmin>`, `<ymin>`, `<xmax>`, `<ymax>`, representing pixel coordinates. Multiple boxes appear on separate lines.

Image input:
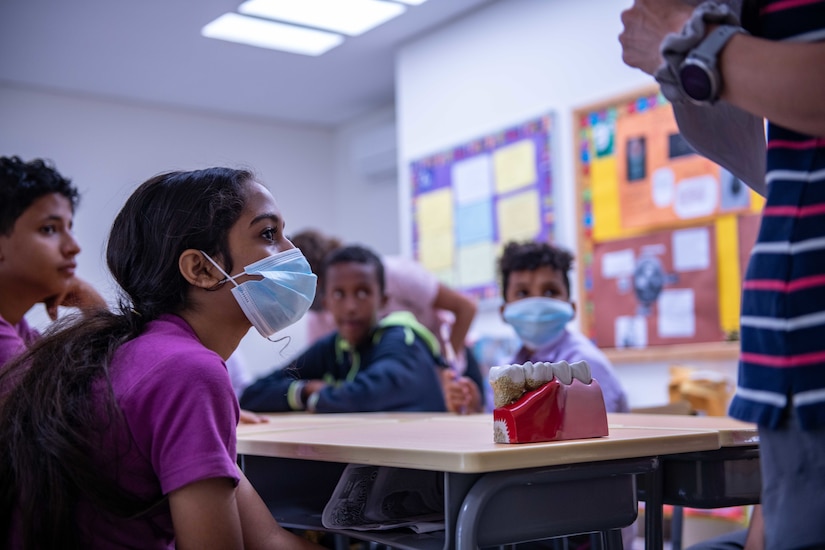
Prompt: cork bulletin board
<box><xmin>574</xmin><ymin>87</ymin><xmax>764</xmax><ymax>353</ymax></box>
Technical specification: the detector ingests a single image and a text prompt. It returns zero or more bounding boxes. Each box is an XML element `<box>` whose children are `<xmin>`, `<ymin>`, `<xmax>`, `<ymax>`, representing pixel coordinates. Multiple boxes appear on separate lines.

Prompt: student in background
<box><xmin>240</xmin><ymin>245</ymin><xmax>449</xmax><ymax>413</ymax></box>
<box><xmin>498</xmin><ymin>240</ymin><xmax>629</xmax><ymax>413</ymax></box>
<box><xmin>621</xmin><ymin>0</ymin><xmax>825</xmax><ymax>546</ymax></box>
<box><xmin>499</xmin><ymin>240</ymin><xmax>633</xmax><ymax>549</ymax></box>
<box><xmin>292</xmin><ymin>229</ymin><xmax>476</xmax><ymax>356</ymax></box>
<box><xmin>0</xmin><ymin>155</ymin><xmax>106</xmax><ymax>367</ymax></box>
<box><xmin>0</xmin><ymin>167</ymin><xmax>320</xmax><ymax>549</ymax></box>
<box><xmin>289</xmin><ymin>228</ymin><xmax>484</xmax><ymax>413</ymax></box>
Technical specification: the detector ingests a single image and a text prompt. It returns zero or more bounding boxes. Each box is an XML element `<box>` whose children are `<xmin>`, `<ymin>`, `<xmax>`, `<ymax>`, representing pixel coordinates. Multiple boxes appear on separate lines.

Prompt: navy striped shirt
<box><xmin>728</xmin><ymin>0</ymin><xmax>825</xmax><ymax>429</ymax></box>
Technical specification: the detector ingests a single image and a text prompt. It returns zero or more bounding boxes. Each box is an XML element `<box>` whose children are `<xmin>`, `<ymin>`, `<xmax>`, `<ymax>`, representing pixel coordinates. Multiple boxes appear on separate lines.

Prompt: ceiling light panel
<box><xmin>390</xmin><ymin>0</ymin><xmax>428</xmax><ymax>4</ymax></box>
<box><xmin>202</xmin><ymin>13</ymin><xmax>343</xmax><ymax>56</ymax></box>
<box><xmin>238</xmin><ymin>0</ymin><xmax>406</xmax><ymax>36</ymax></box>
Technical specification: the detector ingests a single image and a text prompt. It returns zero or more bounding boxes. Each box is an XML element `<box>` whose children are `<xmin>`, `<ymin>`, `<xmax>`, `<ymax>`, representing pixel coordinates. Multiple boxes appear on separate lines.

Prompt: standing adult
<box><xmin>621</xmin><ymin>1</ymin><xmax>825</xmax><ymax>547</ymax></box>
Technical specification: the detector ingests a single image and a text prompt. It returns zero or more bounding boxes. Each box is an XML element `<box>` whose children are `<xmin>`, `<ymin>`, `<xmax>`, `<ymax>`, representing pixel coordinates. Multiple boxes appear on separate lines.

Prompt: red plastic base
<box><xmin>493</xmin><ymin>378</ymin><xmax>609</xmax><ymax>444</ymax></box>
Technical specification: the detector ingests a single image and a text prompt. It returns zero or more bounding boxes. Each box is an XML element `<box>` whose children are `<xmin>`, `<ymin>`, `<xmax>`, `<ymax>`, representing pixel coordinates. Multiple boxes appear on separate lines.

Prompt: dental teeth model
<box><xmin>489</xmin><ymin>360</ymin><xmax>592</xmax><ymax>408</ymax></box>
<box><xmin>489</xmin><ymin>359</ymin><xmax>608</xmax><ymax>444</ymax></box>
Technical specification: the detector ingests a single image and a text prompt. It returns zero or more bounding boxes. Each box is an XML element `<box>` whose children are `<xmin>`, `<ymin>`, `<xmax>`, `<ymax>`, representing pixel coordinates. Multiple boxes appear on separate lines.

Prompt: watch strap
<box><xmin>689</xmin><ymin>24</ymin><xmax>744</xmax><ymax>66</ymax></box>
<box><xmin>654</xmin><ymin>1</ymin><xmax>742</xmax><ymax>104</ymax></box>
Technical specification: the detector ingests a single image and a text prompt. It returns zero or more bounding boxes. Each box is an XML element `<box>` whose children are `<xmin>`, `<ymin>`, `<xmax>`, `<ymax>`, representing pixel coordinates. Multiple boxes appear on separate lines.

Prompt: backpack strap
<box><xmin>377</xmin><ymin>311</ymin><xmax>443</xmax><ymax>361</ymax></box>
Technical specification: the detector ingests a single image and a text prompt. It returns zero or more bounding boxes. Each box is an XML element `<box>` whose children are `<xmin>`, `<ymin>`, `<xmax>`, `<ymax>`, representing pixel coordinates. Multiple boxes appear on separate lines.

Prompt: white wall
<box><xmin>395</xmin><ymin>0</ymin><xmax>738</xmax><ymax>407</ymax></box>
<box><xmin>1</xmin><ymin>82</ymin><xmax>335</xmax><ymax>373</ymax></box>
<box><xmin>331</xmin><ymin>104</ymin><xmax>401</xmax><ymax>256</ymax></box>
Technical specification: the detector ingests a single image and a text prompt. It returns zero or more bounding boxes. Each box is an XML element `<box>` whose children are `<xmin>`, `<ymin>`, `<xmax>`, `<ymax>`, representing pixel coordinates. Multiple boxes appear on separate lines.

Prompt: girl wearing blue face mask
<box><xmin>0</xmin><ymin>168</ymin><xmax>322</xmax><ymax>550</ymax></box>
<box><xmin>498</xmin><ymin>240</ymin><xmax>631</xmax><ymax>417</ymax></box>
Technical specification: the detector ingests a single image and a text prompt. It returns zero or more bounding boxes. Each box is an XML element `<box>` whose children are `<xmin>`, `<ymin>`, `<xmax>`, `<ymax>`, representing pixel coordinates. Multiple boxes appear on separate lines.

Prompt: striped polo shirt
<box><xmin>728</xmin><ymin>0</ymin><xmax>825</xmax><ymax>429</ymax></box>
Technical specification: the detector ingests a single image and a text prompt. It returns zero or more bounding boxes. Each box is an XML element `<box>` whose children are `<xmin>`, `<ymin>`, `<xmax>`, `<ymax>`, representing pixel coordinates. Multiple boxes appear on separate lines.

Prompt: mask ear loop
<box><xmin>199</xmin><ymin>251</ymin><xmax>239</xmax><ymax>289</ymax></box>
<box><xmin>201</xmin><ymin>251</ymin><xmax>298</xmax><ymax>351</ymax></box>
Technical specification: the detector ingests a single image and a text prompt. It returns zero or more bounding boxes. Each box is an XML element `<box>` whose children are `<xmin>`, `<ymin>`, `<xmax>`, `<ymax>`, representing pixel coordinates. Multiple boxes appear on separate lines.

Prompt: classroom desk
<box><xmin>608</xmin><ymin>413</ymin><xmax>761</xmax><ymax>550</ymax></box>
<box><xmin>237</xmin><ymin>412</ymin><xmax>721</xmax><ymax>550</ymax></box>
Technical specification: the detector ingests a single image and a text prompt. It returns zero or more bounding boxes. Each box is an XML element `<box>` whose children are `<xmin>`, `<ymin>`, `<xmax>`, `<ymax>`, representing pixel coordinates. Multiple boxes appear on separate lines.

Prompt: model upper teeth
<box><xmin>488</xmin><ymin>360</ymin><xmax>593</xmax><ymax>407</ymax></box>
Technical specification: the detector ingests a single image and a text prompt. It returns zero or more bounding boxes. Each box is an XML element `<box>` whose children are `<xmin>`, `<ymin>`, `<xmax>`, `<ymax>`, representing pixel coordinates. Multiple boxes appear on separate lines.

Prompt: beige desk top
<box><xmin>608</xmin><ymin>413</ymin><xmax>759</xmax><ymax>447</ymax></box>
<box><xmin>236</xmin><ymin>411</ymin><xmax>421</xmax><ymax>434</ymax></box>
<box><xmin>236</xmin><ymin>412</ymin><xmax>720</xmax><ymax>474</ymax></box>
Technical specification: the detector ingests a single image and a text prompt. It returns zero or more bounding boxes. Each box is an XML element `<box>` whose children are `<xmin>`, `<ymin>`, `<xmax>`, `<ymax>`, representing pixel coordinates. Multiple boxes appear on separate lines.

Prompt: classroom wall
<box><xmin>394</xmin><ymin>0</ymin><xmax>738</xmax><ymax>407</ymax></box>
<box><xmin>330</xmin><ymin>104</ymin><xmax>400</xmax><ymax>256</ymax></box>
<box><xmin>0</xmin><ymin>82</ymin><xmax>336</xmax><ymax>373</ymax></box>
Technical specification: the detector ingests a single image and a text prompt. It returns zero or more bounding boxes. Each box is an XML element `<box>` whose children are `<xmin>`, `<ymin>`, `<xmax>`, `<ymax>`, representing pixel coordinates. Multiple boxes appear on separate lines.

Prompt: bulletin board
<box><xmin>575</xmin><ymin>87</ymin><xmax>764</xmax><ymax>350</ymax></box>
<box><xmin>410</xmin><ymin>115</ymin><xmax>555</xmax><ymax>301</ymax></box>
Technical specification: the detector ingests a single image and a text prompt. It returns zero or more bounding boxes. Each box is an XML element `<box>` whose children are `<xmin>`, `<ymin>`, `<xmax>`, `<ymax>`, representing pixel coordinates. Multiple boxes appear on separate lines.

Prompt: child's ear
<box><xmin>379</xmin><ymin>292</ymin><xmax>388</xmax><ymax>310</ymax></box>
<box><xmin>179</xmin><ymin>249</ymin><xmax>223</xmax><ymax>289</ymax></box>
<box><xmin>570</xmin><ymin>301</ymin><xmax>577</xmax><ymax>318</ymax></box>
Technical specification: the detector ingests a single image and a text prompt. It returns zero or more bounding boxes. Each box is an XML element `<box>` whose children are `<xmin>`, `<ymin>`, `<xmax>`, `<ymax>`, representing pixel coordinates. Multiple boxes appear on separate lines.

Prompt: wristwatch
<box><xmin>678</xmin><ymin>25</ymin><xmax>745</xmax><ymax>106</ymax></box>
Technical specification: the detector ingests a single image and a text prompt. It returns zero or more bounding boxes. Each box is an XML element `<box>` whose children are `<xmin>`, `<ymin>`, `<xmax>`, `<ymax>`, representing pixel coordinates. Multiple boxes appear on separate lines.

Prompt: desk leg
<box><xmin>596</xmin><ymin>529</ymin><xmax>624</xmax><ymax>550</ymax></box>
<box><xmin>644</xmin><ymin>461</ymin><xmax>664</xmax><ymax>550</ymax></box>
<box><xmin>444</xmin><ymin>472</ymin><xmax>482</xmax><ymax>550</ymax></box>
<box><xmin>670</xmin><ymin>507</ymin><xmax>683</xmax><ymax>550</ymax></box>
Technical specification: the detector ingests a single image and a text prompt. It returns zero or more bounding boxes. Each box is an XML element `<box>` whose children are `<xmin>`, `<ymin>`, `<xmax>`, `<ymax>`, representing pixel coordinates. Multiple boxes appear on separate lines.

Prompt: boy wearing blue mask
<box><xmin>240</xmin><ymin>245</ymin><xmax>447</xmax><ymax>413</ymax></box>
<box><xmin>499</xmin><ymin>241</ymin><xmax>633</xmax><ymax>550</ymax></box>
<box><xmin>499</xmin><ymin>241</ymin><xmax>630</xmax><ymax>414</ymax></box>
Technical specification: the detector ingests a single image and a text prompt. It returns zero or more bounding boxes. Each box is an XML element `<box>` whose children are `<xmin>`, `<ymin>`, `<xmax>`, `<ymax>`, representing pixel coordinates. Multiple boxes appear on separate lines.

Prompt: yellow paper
<box><xmin>496</xmin><ymin>189</ymin><xmax>540</xmax><ymax>242</ymax></box>
<box><xmin>493</xmin><ymin>139</ymin><xmax>537</xmax><ymax>194</ymax></box>
<box><xmin>715</xmin><ymin>215</ymin><xmax>741</xmax><ymax>333</ymax></box>
<box><xmin>416</xmin><ymin>189</ymin><xmax>453</xmax><ymax>239</ymax></box>
<box><xmin>433</xmin><ymin>268</ymin><xmax>456</xmax><ymax>287</ymax></box>
<box><xmin>590</xmin><ymin>157</ymin><xmax>623</xmax><ymax>242</ymax></box>
<box><xmin>457</xmin><ymin>241</ymin><xmax>497</xmax><ymax>288</ymax></box>
<box><xmin>418</xmin><ymin>233</ymin><xmax>454</xmax><ymax>272</ymax></box>
<box><xmin>750</xmin><ymin>189</ymin><xmax>765</xmax><ymax>213</ymax></box>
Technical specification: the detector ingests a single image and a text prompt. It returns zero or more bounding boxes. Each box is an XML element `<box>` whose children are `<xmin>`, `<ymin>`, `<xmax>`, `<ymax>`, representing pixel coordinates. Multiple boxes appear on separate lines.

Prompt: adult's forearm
<box><xmin>450</xmin><ymin>305</ymin><xmax>476</xmax><ymax>356</ymax></box>
<box><xmin>721</xmin><ymin>36</ymin><xmax>825</xmax><ymax>136</ymax></box>
<box><xmin>433</xmin><ymin>284</ymin><xmax>477</xmax><ymax>354</ymax></box>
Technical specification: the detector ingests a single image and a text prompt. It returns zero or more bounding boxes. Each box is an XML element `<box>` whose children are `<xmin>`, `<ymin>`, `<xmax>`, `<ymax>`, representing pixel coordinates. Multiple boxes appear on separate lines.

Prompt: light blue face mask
<box><xmin>502</xmin><ymin>296</ymin><xmax>574</xmax><ymax>350</ymax></box>
<box><xmin>201</xmin><ymin>248</ymin><xmax>317</xmax><ymax>339</ymax></box>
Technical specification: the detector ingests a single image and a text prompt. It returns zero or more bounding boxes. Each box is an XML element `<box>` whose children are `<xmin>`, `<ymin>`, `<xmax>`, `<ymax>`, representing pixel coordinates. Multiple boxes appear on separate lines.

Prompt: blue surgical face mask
<box><xmin>201</xmin><ymin>248</ymin><xmax>317</xmax><ymax>339</ymax></box>
<box><xmin>503</xmin><ymin>296</ymin><xmax>574</xmax><ymax>350</ymax></box>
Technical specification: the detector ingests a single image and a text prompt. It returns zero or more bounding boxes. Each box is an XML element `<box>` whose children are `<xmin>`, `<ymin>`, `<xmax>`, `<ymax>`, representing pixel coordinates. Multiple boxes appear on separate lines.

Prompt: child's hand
<box><xmin>441</xmin><ymin>372</ymin><xmax>482</xmax><ymax>414</ymax></box>
<box><xmin>239</xmin><ymin>409</ymin><xmax>270</xmax><ymax>424</ymax></box>
<box><xmin>301</xmin><ymin>380</ymin><xmax>327</xmax><ymax>412</ymax></box>
<box><xmin>44</xmin><ymin>276</ymin><xmax>107</xmax><ymax>320</ymax></box>
<box><xmin>303</xmin><ymin>380</ymin><xmax>327</xmax><ymax>396</ymax></box>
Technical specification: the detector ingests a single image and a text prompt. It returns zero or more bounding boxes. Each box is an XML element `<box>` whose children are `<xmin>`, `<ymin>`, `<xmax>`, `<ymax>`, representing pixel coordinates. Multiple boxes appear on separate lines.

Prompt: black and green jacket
<box><xmin>240</xmin><ymin>311</ymin><xmax>447</xmax><ymax>413</ymax></box>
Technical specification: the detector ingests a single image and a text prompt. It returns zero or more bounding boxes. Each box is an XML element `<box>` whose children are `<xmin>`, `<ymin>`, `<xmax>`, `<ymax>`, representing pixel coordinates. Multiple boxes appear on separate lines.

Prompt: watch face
<box><xmin>680</xmin><ymin>62</ymin><xmax>713</xmax><ymax>102</ymax></box>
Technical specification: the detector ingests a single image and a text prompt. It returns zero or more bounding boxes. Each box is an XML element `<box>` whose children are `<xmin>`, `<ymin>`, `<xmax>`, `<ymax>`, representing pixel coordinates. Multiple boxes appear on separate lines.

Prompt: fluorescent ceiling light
<box><xmin>391</xmin><ymin>0</ymin><xmax>428</xmax><ymax>4</ymax></box>
<box><xmin>202</xmin><ymin>13</ymin><xmax>343</xmax><ymax>56</ymax></box>
<box><xmin>239</xmin><ymin>0</ymin><xmax>406</xmax><ymax>37</ymax></box>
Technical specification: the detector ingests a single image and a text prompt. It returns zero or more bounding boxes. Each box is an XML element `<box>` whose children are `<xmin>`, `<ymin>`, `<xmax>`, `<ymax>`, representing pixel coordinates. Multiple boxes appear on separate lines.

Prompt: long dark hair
<box><xmin>0</xmin><ymin>167</ymin><xmax>252</xmax><ymax>549</ymax></box>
